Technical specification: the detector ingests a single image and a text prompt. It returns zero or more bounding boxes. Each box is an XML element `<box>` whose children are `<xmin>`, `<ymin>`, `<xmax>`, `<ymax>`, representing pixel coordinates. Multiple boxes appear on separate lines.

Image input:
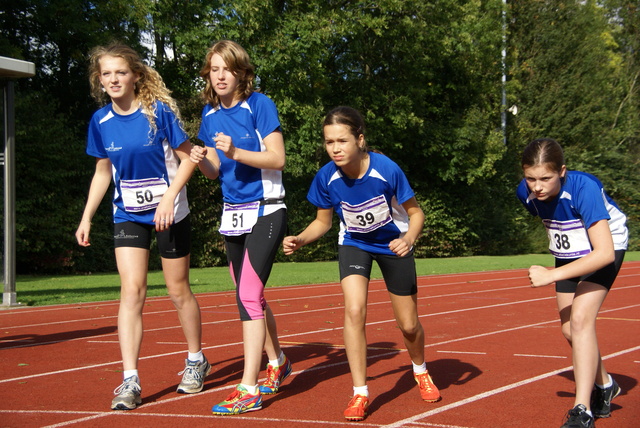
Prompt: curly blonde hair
<box><xmin>199</xmin><ymin>40</ymin><xmax>255</xmax><ymax>107</ymax></box>
<box><xmin>87</xmin><ymin>43</ymin><xmax>182</xmax><ymax>134</ymax></box>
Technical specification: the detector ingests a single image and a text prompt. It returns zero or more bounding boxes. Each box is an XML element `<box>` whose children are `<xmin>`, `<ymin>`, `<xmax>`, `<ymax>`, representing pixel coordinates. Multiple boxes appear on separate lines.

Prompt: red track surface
<box><xmin>1</xmin><ymin>262</ymin><xmax>639</xmax><ymax>427</ymax></box>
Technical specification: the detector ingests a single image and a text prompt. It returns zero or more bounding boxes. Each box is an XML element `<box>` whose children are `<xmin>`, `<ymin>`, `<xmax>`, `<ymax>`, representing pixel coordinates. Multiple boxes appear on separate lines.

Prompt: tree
<box><xmin>508</xmin><ymin>0</ymin><xmax>640</xmax><ymax>250</ymax></box>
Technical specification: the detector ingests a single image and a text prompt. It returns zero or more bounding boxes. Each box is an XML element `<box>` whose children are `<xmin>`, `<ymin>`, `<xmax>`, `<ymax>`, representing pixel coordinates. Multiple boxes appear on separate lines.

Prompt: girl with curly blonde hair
<box><xmin>77</xmin><ymin>42</ymin><xmax>210</xmax><ymax>410</ymax></box>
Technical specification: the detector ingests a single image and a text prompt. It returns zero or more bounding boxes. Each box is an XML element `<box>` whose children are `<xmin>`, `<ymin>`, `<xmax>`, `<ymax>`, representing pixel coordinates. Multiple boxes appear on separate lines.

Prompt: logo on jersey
<box><xmin>106</xmin><ymin>142</ymin><xmax>123</xmax><ymax>152</ymax></box>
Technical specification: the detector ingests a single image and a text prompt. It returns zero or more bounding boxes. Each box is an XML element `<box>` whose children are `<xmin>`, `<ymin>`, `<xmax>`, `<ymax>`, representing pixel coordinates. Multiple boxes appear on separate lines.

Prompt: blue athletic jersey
<box><xmin>516</xmin><ymin>170</ymin><xmax>628</xmax><ymax>258</ymax></box>
<box><xmin>198</xmin><ymin>92</ymin><xmax>285</xmax><ymax>216</ymax></box>
<box><xmin>307</xmin><ymin>152</ymin><xmax>416</xmax><ymax>255</ymax></box>
<box><xmin>86</xmin><ymin>101</ymin><xmax>190</xmax><ymax>225</ymax></box>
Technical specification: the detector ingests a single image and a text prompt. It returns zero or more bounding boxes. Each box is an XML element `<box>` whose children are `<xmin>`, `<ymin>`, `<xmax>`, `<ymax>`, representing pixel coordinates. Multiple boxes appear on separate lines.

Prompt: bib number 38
<box><xmin>543</xmin><ymin>219</ymin><xmax>592</xmax><ymax>259</ymax></box>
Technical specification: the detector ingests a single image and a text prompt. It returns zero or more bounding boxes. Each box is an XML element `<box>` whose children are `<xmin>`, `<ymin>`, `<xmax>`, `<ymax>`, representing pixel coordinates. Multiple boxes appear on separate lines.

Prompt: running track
<box><xmin>1</xmin><ymin>262</ymin><xmax>638</xmax><ymax>427</ymax></box>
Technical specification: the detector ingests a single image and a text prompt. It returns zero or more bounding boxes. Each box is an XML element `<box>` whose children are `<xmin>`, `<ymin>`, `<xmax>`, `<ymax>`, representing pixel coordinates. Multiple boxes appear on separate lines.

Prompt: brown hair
<box><xmin>521</xmin><ymin>138</ymin><xmax>565</xmax><ymax>173</ymax></box>
<box><xmin>200</xmin><ymin>40</ymin><xmax>255</xmax><ymax>107</ymax></box>
<box><xmin>323</xmin><ymin>106</ymin><xmax>368</xmax><ymax>152</ymax></box>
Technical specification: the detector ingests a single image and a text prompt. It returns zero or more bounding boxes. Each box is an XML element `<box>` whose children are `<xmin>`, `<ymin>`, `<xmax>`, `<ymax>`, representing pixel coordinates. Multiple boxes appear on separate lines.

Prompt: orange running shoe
<box><xmin>415</xmin><ymin>371</ymin><xmax>441</xmax><ymax>402</ymax></box>
<box><xmin>343</xmin><ymin>394</ymin><xmax>369</xmax><ymax>421</ymax></box>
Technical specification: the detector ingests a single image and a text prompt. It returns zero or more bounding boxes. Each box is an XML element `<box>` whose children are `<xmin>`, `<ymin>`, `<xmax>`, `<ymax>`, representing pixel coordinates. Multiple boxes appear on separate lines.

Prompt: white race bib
<box><xmin>121</xmin><ymin>178</ymin><xmax>168</xmax><ymax>212</ymax></box>
<box><xmin>543</xmin><ymin>219</ymin><xmax>592</xmax><ymax>259</ymax></box>
<box><xmin>341</xmin><ymin>195</ymin><xmax>392</xmax><ymax>233</ymax></box>
<box><xmin>219</xmin><ymin>202</ymin><xmax>260</xmax><ymax>236</ymax></box>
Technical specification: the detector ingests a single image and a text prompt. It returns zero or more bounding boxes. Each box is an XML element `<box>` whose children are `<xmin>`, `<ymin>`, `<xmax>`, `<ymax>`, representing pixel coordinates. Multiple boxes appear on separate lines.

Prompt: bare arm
<box><xmin>283</xmin><ymin>208</ymin><xmax>333</xmax><ymax>255</ymax></box>
<box><xmin>154</xmin><ymin>139</ymin><xmax>198</xmax><ymax>231</ymax></box>
<box><xmin>388</xmin><ymin>197</ymin><xmax>425</xmax><ymax>257</ymax></box>
<box><xmin>216</xmin><ymin>130</ymin><xmax>285</xmax><ymax>171</ymax></box>
<box><xmin>75</xmin><ymin>157</ymin><xmax>112</xmax><ymax>246</ymax></box>
<box><xmin>528</xmin><ymin>219</ymin><xmax>615</xmax><ymax>287</ymax></box>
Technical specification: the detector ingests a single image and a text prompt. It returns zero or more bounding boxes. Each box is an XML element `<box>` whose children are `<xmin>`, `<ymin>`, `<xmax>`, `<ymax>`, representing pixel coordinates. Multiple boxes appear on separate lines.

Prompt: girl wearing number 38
<box><xmin>516</xmin><ymin>138</ymin><xmax>628</xmax><ymax>428</ymax></box>
<box><xmin>283</xmin><ymin>106</ymin><xmax>441</xmax><ymax>422</ymax></box>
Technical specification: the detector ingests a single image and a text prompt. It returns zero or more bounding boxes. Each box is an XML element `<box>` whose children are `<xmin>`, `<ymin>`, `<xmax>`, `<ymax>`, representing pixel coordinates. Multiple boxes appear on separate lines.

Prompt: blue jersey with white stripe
<box><xmin>516</xmin><ymin>170</ymin><xmax>628</xmax><ymax>258</ymax></box>
<box><xmin>86</xmin><ymin>101</ymin><xmax>190</xmax><ymax>225</ymax></box>
<box><xmin>307</xmin><ymin>152</ymin><xmax>416</xmax><ymax>255</ymax></box>
<box><xmin>198</xmin><ymin>92</ymin><xmax>285</xmax><ymax>214</ymax></box>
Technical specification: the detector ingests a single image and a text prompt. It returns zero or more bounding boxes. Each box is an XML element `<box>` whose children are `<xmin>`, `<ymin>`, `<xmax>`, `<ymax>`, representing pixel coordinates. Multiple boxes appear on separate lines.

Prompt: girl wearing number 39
<box><xmin>75</xmin><ymin>43</ymin><xmax>209</xmax><ymax>410</ymax></box>
<box><xmin>283</xmin><ymin>106</ymin><xmax>441</xmax><ymax>422</ymax></box>
<box><xmin>516</xmin><ymin>138</ymin><xmax>628</xmax><ymax>428</ymax></box>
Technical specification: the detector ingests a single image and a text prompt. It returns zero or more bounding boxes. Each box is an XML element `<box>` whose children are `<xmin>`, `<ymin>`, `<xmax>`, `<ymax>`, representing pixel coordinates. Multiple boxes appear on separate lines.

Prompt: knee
<box><xmin>569</xmin><ymin>313</ymin><xmax>594</xmax><ymax>336</ymax></box>
<box><xmin>398</xmin><ymin>318</ymin><xmax>422</xmax><ymax>338</ymax></box>
<box><xmin>120</xmin><ymin>284</ymin><xmax>146</xmax><ymax>308</ymax></box>
<box><xmin>168</xmin><ymin>286</ymin><xmax>194</xmax><ymax>309</ymax></box>
<box><xmin>560</xmin><ymin>322</ymin><xmax>572</xmax><ymax>342</ymax></box>
<box><xmin>344</xmin><ymin>305</ymin><xmax>366</xmax><ymax>325</ymax></box>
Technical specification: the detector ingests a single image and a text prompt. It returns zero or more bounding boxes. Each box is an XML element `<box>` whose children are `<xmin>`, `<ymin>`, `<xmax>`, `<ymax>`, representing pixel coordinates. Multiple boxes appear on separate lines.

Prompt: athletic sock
<box><xmin>123</xmin><ymin>369</ymin><xmax>138</xmax><ymax>380</ymax></box>
<box><xmin>412</xmin><ymin>361</ymin><xmax>427</xmax><ymax>374</ymax></box>
<box><xmin>596</xmin><ymin>374</ymin><xmax>613</xmax><ymax>389</ymax></box>
<box><xmin>240</xmin><ymin>383</ymin><xmax>259</xmax><ymax>395</ymax></box>
<box><xmin>269</xmin><ymin>351</ymin><xmax>285</xmax><ymax>368</ymax></box>
<box><xmin>188</xmin><ymin>350</ymin><xmax>204</xmax><ymax>363</ymax></box>
<box><xmin>353</xmin><ymin>385</ymin><xmax>369</xmax><ymax>397</ymax></box>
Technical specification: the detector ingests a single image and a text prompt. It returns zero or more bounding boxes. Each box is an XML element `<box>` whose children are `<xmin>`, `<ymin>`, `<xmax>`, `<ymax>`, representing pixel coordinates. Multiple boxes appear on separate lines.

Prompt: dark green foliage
<box><xmin>1</xmin><ymin>0</ymin><xmax>638</xmax><ymax>273</ymax></box>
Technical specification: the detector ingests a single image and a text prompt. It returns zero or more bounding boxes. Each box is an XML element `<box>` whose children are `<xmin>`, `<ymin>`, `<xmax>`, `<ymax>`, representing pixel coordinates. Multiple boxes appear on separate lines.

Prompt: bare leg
<box><xmin>389</xmin><ymin>292</ymin><xmax>425</xmax><ymax>365</ymax></box>
<box><xmin>115</xmin><ymin>247</ymin><xmax>149</xmax><ymax>371</ymax></box>
<box><xmin>341</xmin><ymin>275</ymin><xmax>369</xmax><ymax>388</ymax></box>
<box><xmin>556</xmin><ymin>282</ymin><xmax>609</xmax><ymax>410</ymax></box>
<box><xmin>162</xmin><ymin>254</ymin><xmax>202</xmax><ymax>353</ymax></box>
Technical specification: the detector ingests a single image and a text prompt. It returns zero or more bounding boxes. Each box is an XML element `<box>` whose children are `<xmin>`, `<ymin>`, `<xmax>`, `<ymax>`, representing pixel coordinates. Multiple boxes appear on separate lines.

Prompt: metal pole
<box><xmin>501</xmin><ymin>0</ymin><xmax>507</xmax><ymax>145</ymax></box>
<box><xmin>3</xmin><ymin>80</ymin><xmax>17</xmax><ymax>306</ymax></box>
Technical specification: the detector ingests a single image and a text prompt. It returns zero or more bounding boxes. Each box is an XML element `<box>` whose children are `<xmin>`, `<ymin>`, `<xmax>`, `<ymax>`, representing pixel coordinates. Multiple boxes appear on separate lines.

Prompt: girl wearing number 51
<box><xmin>516</xmin><ymin>138</ymin><xmax>628</xmax><ymax>428</ymax></box>
<box><xmin>283</xmin><ymin>106</ymin><xmax>441</xmax><ymax>422</ymax></box>
<box><xmin>189</xmin><ymin>40</ymin><xmax>291</xmax><ymax>415</ymax></box>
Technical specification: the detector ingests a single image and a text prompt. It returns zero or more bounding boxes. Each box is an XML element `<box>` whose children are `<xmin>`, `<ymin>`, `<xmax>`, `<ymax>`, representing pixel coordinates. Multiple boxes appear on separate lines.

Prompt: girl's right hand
<box><xmin>190</xmin><ymin>145</ymin><xmax>208</xmax><ymax>164</ymax></box>
<box><xmin>283</xmin><ymin>236</ymin><xmax>301</xmax><ymax>255</ymax></box>
<box><xmin>75</xmin><ymin>220</ymin><xmax>92</xmax><ymax>247</ymax></box>
<box><xmin>528</xmin><ymin>265</ymin><xmax>553</xmax><ymax>287</ymax></box>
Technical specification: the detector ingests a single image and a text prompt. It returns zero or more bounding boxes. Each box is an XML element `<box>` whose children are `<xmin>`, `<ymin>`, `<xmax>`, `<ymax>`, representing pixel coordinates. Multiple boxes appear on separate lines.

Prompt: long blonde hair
<box><xmin>88</xmin><ymin>43</ymin><xmax>182</xmax><ymax>134</ymax></box>
<box><xmin>199</xmin><ymin>40</ymin><xmax>255</xmax><ymax>107</ymax></box>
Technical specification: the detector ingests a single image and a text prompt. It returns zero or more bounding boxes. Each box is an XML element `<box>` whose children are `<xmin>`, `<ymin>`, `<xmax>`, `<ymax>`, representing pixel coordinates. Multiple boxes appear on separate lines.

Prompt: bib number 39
<box><xmin>341</xmin><ymin>195</ymin><xmax>392</xmax><ymax>234</ymax></box>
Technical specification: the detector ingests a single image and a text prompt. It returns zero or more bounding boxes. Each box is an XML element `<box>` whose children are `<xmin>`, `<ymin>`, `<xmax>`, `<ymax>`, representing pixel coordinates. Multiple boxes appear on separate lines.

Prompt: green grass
<box><xmin>12</xmin><ymin>252</ymin><xmax>640</xmax><ymax>307</ymax></box>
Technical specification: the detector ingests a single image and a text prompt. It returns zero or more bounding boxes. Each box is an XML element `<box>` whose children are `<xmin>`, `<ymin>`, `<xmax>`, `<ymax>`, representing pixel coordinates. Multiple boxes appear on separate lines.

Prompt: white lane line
<box><xmin>2</xmin><ymin>301</ymin><xmax>638</xmax><ymax>384</ymax></box>
<box><xmin>21</xmin><ymin>343</ymin><xmax>640</xmax><ymax>428</ymax></box>
<box><xmin>379</xmin><ymin>345</ymin><xmax>640</xmax><ymax>428</ymax></box>
<box><xmin>513</xmin><ymin>354</ymin><xmax>567</xmax><ymax>359</ymax></box>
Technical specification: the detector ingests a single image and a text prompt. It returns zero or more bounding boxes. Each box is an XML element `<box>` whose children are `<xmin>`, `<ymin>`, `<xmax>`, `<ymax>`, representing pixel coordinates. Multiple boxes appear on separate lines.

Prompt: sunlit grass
<box><xmin>12</xmin><ymin>252</ymin><xmax>639</xmax><ymax>307</ymax></box>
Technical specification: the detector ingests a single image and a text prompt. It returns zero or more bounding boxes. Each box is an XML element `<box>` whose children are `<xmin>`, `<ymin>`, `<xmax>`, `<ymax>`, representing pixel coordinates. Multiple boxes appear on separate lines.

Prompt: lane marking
<box><xmin>13</xmin><ymin>343</ymin><xmax>640</xmax><ymax>428</ymax></box>
<box><xmin>513</xmin><ymin>353</ymin><xmax>567</xmax><ymax>359</ymax></box>
<box><xmin>379</xmin><ymin>345</ymin><xmax>640</xmax><ymax>428</ymax></box>
<box><xmin>597</xmin><ymin>316</ymin><xmax>639</xmax><ymax>322</ymax></box>
<box><xmin>2</xmin><ymin>302</ymin><xmax>639</xmax><ymax>384</ymax></box>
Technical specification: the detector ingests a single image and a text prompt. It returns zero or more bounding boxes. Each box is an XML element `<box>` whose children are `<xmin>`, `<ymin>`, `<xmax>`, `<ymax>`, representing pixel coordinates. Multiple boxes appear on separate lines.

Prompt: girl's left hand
<box><xmin>389</xmin><ymin>238</ymin><xmax>411</xmax><ymax>257</ymax></box>
<box><xmin>154</xmin><ymin>197</ymin><xmax>175</xmax><ymax>232</ymax></box>
<box><xmin>214</xmin><ymin>132</ymin><xmax>236</xmax><ymax>159</ymax></box>
<box><xmin>528</xmin><ymin>265</ymin><xmax>553</xmax><ymax>287</ymax></box>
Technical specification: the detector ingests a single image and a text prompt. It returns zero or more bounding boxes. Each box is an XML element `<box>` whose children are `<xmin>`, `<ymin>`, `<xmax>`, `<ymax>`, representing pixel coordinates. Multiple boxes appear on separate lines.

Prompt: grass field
<box><xmin>10</xmin><ymin>252</ymin><xmax>640</xmax><ymax>307</ymax></box>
